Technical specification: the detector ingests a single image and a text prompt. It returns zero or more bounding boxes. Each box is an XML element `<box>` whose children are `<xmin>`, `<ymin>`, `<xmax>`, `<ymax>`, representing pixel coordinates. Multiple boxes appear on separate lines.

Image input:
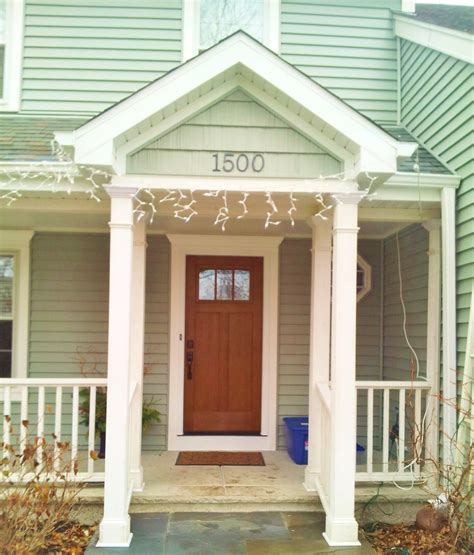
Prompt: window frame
<box><xmin>0</xmin><ymin>231</ymin><xmax>33</xmax><ymax>380</ymax></box>
<box><xmin>182</xmin><ymin>0</ymin><xmax>280</xmax><ymax>62</ymax></box>
<box><xmin>0</xmin><ymin>0</ymin><xmax>24</xmax><ymax>112</ymax></box>
<box><xmin>356</xmin><ymin>254</ymin><xmax>372</xmax><ymax>302</ymax></box>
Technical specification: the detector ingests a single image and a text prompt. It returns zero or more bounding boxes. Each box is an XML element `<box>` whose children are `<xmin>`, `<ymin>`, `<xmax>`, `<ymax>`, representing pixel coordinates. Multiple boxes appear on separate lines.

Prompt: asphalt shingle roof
<box><xmin>0</xmin><ymin>116</ymin><xmax>86</xmax><ymax>162</ymax></box>
<box><xmin>383</xmin><ymin>126</ymin><xmax>452</xmax><ymax>175</ymax></box>
<box><xmin>403</xmin><ymin>4</ymin><xmax>474</xmax><ymax>35</ymax></box>
<box><xmin>0</xmin><ymin>116</ymin><xmax>453</xmax><ymax>175</ymax></box>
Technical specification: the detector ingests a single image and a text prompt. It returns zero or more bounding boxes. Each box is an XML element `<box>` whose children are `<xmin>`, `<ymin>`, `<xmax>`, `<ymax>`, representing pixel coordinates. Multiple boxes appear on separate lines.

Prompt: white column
<box><xmin>423</xmin><ymin>220</ymin><xmax>441</xmax><ymax>467</ymax></box>
<box><xmin>98</xmin><ymin>188</ymin><xmax>136</xmax><ymax>548</ymax></box>
<box><xmin>304</xmin><ymin>215</ymin><xmax>332</xmax><ymax>492</ymax></box>
<box><xmin>441</xmin><ymin>187</ymin><xmax>457</xmax><ymax>466</ymax></box>
<box><xmin>324</xmin><ymin>193</ymin><xmax>362</xmax><ymax>547</ymax></box>
<box><xmin>129</xmin><ymin>218</ymin><xmax>147</xmax><ymax>492</ymax></box>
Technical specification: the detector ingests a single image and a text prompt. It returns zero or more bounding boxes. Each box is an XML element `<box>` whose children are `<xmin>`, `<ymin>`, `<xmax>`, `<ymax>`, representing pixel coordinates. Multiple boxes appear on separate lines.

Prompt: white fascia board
<box><xmin>111</xmin><ymin>174</ymin><xmax>360</xmax><ymax>194</ymax></box>
<box><xmin>54</xmin><ymin>131</ymin><xmax>74</xmax><ymax>146</ymax></box>
<box><xmin>72</xmin><ymin>33</ymin><xmax>401</xmax><ymax>172</ymax></box>
<box><xmin>397</xmin><ymin>141</ymin><xmax>418</xmax><ymax>158</ymax></box>
<box><xmin>386</xmin><ymin>172</ymin><xmax>461</xmax><ymax>188</ymax></box>
<box><xmin>394</xmin><ymin>15</ymin><xmax>474</xmax><ymax>64</ymax></box>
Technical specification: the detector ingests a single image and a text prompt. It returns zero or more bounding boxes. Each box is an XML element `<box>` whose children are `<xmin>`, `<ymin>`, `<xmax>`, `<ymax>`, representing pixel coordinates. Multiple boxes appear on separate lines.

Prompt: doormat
<box><xmin>176</xmin><ymin>451</ymin><xmax>265</xmax><ymax>466</ymax></box>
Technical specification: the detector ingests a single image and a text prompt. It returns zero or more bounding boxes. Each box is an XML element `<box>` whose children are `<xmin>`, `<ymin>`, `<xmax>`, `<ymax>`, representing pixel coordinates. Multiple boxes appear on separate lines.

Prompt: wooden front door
<box><xmin>184</xmin><ymin>256</ymin><xmax>263</xmax><ymax>434</ymax></box>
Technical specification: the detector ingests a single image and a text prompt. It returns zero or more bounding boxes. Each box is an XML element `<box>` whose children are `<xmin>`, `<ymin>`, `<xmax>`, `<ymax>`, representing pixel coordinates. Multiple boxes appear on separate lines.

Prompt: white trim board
<box><xmin>166</xmin><ymin>234</ymin><xmax>282</xmax><ymax>451</ymax></box>
<box><xmin>0</xmin><ymin>230</ymin><xmax>34</xmax><ymax>401</ymax></box>
<box><xmin>394</xmin><ymin>15</ymin><xmax>474</xmax><ymax>64</ymax></box>
<box><xmin>0</xmin><ymin>0</ymin><xmax>24</xmax><ymax>112</ymax></box>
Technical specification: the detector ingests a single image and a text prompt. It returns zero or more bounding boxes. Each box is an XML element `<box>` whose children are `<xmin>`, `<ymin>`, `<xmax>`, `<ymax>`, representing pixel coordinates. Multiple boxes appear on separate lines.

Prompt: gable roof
<box><xmin>408</xmin><ymin>4</ymin><xmax>474</xmax><ymax>34</ymax></box>
<box><xmin>0</xmin><ymin>116</ymin><xmax>452</xmax><ymax>176</ymax></box>
<box><xmin>58</xmin><ymin>31</ymin><xmax>416</xmax><ymax>177</ymax></box>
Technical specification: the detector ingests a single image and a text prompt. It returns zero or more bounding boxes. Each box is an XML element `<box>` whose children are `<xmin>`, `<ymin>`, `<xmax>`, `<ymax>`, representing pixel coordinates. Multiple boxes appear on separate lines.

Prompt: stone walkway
<box><xmin>86</xmin><ymin>512</ymin><xmax>374</xmax><ymax>554</ymax></box>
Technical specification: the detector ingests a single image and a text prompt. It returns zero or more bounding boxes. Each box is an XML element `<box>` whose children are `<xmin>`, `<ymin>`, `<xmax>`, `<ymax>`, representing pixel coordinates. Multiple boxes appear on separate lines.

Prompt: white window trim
<box><xmin>0</xmin><ymin>0</ymin><xmax>24</xmax><ymax>112</ymax></box>
<box><xmin>356</xmin><ymin>254</ymin><xmax>372</xmax><ymax>302</ymax></box>
<box><xmin>0</xmin><ymin>231</ymin><xmax>33</xmax><ymax>383</ymax></box>
<box><xmin>167</xmin><ymin>234</ymin><xmax>282</xmax><ymax>451</ymax></box>
<box><xmin>182</xmin><ymin>0</ymin><xmax>280</xmax><ymax>62</ymax></box>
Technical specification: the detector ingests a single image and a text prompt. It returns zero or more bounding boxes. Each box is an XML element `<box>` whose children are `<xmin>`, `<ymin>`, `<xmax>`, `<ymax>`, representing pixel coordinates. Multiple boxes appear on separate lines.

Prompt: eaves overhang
<box><xmin>394</xmin><ymin>14</ymin><xmax>474</xmax><ymax>63</ymax></box>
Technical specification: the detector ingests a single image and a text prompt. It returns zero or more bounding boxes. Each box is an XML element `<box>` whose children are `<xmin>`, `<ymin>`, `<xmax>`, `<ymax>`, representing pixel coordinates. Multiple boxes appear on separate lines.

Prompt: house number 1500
<box><xmin>212</xmin><ymin>152</ymin><xmax>265</xmax><ymax>173</ymax></box>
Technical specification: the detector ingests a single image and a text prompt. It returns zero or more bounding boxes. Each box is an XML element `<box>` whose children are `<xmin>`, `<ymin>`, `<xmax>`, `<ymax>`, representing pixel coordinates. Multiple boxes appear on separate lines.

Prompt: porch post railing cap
<box><xmin>331</xmin><ymin>191</ymin><xmax>366</xmax><ymax>205</ymax></box>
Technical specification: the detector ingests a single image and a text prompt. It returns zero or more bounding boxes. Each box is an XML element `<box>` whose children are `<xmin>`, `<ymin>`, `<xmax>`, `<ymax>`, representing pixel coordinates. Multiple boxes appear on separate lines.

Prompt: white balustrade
<box><xmin>355</xmin><ymin>381</ymin><xmax>431</xmax><ymax>482</ymax></box>
<box><xmin>0</xmin><ymin>378</ymin><xmax>107</xmax><ymax>482</ymax></box>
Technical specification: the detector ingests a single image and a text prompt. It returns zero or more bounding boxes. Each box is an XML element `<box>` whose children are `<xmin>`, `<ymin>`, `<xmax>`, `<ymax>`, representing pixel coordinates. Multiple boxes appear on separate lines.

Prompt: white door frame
<box><xmin>166</xmin><ymin>234</ymin><xmax>282</xmax><ymax>451</ymax></box>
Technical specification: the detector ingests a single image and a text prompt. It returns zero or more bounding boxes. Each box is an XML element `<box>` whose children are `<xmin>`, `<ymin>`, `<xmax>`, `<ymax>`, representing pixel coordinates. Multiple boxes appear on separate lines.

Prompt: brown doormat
<box><xmin>176</xmin><ymin>451</ymin><xmax>265</xmax><ymax>466</ymax></box>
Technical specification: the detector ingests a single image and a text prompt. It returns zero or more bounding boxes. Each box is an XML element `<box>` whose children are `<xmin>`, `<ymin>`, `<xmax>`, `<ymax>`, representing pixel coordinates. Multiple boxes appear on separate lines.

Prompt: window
<box><xmin>182</xmin><ymin>0</ymin><xmax>280</xmax><ymax>61</ymax></box>
<box><xmin>0</xmin><ymin>231</ymin><xmax>33</xmax><ymax>381</ymax></box>
<box><xmin>0</xmin><ymin>255</ymin><xmax>14</xmax><ymax>376</ymax></box>
<box><xmin>199</xmin><ymin>268</ymin><xmax>250</xmax><ymax>301</ymax></box>
<box><xmin>0</xmin><ymin>0</ymin><xmax>24</xmax><ymax>112</ymax></box>
<box><xmin>199</xmin><ymin>0</ymin><xmax>264</xmax><ymax>51</ymax></box>
<box><xmin>356</xmin><ymin>255</ymin><xmax>372</xmax><ymax>302</ymax></box>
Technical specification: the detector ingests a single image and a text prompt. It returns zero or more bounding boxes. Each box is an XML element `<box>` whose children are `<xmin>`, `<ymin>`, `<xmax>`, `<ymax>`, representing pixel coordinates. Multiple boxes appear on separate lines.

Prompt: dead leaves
<box><xmin>364</xmin><ymin>523</ymin><xmax>471</xmax><ymax>554</ymax></box>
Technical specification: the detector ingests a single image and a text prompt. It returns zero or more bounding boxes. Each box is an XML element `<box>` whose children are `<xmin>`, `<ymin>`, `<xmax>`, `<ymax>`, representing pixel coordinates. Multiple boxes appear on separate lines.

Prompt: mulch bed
<box><xmin>363</xmin><ymin>523</ymin><xmax>472</xmax><ymax>554</ymax></box>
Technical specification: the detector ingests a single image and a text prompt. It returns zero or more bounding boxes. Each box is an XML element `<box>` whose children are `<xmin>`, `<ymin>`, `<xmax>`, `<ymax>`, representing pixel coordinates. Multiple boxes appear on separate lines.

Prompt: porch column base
<box><xmin>303</xmin><ymin>467</ymin><xmax>318</xmax><ymax>492</ymax></box>
<box><xmin>97</xmin><ymin>517</ymin><xmax>133</xmax><ymax>548</ymax></box>
<box><xmin>130</xmin><ymin>465</ymin><xmax>144</xmax><ymax>492</ymax></box>
<box><xmin>323</xmin><ymin>517</ymin><xmax>360</xmax><ymax>547</ymax></box>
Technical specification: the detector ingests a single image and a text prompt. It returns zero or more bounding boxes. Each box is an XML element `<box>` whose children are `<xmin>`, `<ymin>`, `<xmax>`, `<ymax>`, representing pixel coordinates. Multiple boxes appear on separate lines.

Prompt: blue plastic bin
<box><xmin>284</xmin><ymin>416</ymin><xmax>366</xmax><ymax>466</ymax></box>
<box><xmin>283</xmin><ymin>416</ymin><xmax>309</xmax><ymax>465</ymax></box>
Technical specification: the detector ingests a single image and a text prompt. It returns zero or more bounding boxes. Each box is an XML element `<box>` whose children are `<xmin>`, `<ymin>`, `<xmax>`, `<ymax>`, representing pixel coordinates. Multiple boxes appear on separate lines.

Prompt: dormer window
<box><xmin>0</xmin><ymin>0</ymin><xmax>24</xmax><ymax>112</ymax></box>
<box><xmin>182</xmin><ymin>0</ymin><xmax>279</xmax><ymax>61</ymax></box>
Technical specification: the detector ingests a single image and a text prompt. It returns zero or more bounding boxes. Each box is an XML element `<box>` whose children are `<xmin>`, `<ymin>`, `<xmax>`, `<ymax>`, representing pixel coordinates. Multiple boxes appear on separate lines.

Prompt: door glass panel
<box><xmin>216</xmin><ymin>270</ymin><xmax>233</xmax><ymax>300</ymax></box>
<box><xmin>199</xmin><ymin>269</ymin><xmax>215</xmax><ymax>300</ymax></box>
<box><xmin>234</xmin><ymin>270</ymin><xmax>250</xmax><ymax>300</ymax></box>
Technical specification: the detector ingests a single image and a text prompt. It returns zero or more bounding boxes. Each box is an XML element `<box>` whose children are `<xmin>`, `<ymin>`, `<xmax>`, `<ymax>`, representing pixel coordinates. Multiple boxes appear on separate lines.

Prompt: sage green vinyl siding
<box><xmin>382</xmin><ymin>225</ymin><xmax>428</xmax><ymax>380</ymax></box>
<box><xmin>400</xmin><ymin>39</ymin><xmax>474</xmax><ymax>373</ymax></box>
<box><xmin>128</xmin><ymin>90</ymin><xmax>341</xmax><ymax>177</ymax></box>
<box><xmin>28</xmin><ymin>232</ymin><xmax>170</xmax><ymax>451</ymax></box>
<box><xmin>143</xmin><ymin>236</ymin><xmax>170</xmax><ymax>451</ymax></box>
<box><xmin>280</xmin><ymin>0</ymin><xmax>400</xmax><ymax>124</ymax></box>
<box><xmin>277</xmin><ymin>238</ymin><xmax>383</xmax><ymax>450</ymax></box>
<box><xmin>278</xmin><ymin>239</ymin><xmax>311</xmax><ymax>449</ymax></box>
<box><xmin>22</xmin><ymin>0</ymin><xmax>182</xmax><ymax>114</ymax></box>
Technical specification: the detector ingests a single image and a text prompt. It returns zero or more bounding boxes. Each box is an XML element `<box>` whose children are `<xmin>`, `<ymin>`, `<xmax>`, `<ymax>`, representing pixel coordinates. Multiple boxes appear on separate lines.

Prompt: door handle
<box><xmin>186</xmin><ymin>351</ymin><xmax>193</xmax><ymax>380</ymax></box>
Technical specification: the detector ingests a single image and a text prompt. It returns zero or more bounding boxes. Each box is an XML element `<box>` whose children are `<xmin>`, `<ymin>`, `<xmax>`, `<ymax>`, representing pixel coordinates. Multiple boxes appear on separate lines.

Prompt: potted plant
<box><xmin>76</xmin><ymin>348</ymin><xmax>161</xmax><ymax>458</ymax></box>
<box><xmin>79</xmin><ymin>389</ymin><xmax>161</xmax><ymax>458</ymax></box>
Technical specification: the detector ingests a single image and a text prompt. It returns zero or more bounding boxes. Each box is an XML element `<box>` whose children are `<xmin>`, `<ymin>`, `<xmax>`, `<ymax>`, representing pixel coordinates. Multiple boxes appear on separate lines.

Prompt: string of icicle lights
<box><xmin>0</xmin><ymin>141</ymin><xmax>378</xmax><ymax>230</ymax></box>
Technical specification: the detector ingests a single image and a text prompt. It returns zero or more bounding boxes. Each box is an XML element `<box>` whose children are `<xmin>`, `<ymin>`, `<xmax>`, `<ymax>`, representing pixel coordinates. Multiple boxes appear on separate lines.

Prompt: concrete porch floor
<box><xmin>81</xmin><ymin>451</ymin><xmax>428</xmax><ymax>521</ymax></box>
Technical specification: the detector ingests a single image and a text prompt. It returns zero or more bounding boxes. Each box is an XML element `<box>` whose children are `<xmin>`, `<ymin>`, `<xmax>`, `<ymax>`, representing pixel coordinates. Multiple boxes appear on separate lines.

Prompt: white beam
<box><xmin>441</xmin><ymin>187</ymin><xmax>457</xmax><ymax>466</ymax></box>
<box><xmin>98</xmin><ymin>188</ymin><xmax>137</xmax><ymax>547</ymax></box>
<box><xmin>324</xmin><ymin>192</ymin><xmax>363</xmax><ymax>547</ymax></box>
<box><xmin>305</xmin><ymin>216</ymin><xmax>332</xmax><ymax>492</ymax></box>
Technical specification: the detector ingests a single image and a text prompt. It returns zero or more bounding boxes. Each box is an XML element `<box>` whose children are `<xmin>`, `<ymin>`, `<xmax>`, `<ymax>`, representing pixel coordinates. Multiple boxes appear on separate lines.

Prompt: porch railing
<box><xmin>355</xmin><ymin>380</ymin><xmax>432</xmax><ymax>482</ymax></box>
<box><xmin>0</xmin><ymin>378</ymin><xmax>107</xmax><ymax>482</ymax></box>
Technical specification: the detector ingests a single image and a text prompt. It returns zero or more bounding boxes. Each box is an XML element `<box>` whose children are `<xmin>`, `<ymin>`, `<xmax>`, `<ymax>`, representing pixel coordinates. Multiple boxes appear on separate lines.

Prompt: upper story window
<box><xmin>199</xmin><ymin>0</ymin><xmax>264</xmax><ymax>50</ymax></box>
<box><xmin>0</xmin><ymin>0</ymin><xmax>24</xmax><ymax>112</ymax></box>
<box><xmin>182</xmin><ymin>0</ymin><xmax>280</xmax><ymax>61</ymax></box>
